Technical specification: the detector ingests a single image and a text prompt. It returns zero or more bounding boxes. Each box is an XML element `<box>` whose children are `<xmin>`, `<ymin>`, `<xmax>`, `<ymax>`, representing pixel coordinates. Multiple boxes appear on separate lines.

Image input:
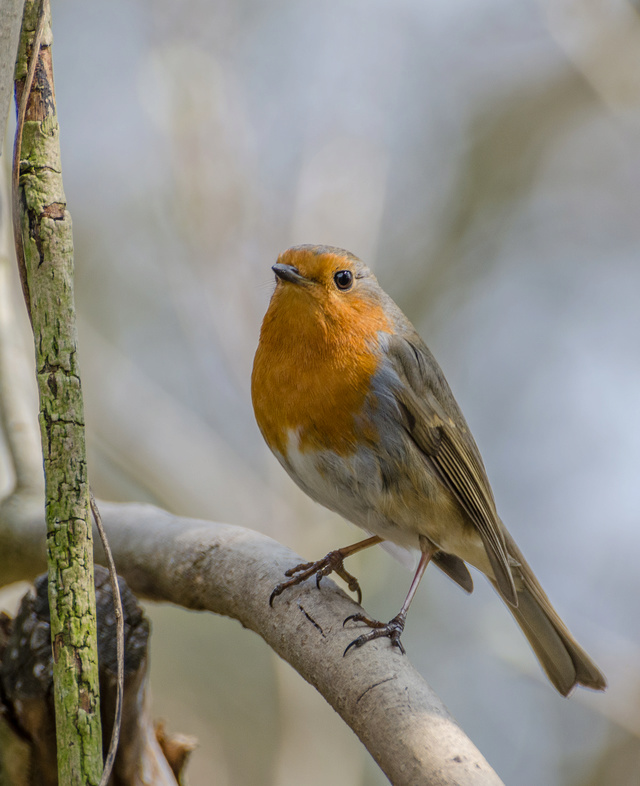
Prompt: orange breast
<box><xmin>252</xmin><ymin>286</ymin><xmax>391</xmax><ymax>458</ymax></box>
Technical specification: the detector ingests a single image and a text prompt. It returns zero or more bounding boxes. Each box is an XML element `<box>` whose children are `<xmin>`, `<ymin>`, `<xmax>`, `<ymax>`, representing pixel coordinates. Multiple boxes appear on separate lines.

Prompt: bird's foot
<box><xmin>269</xmin><ymin>550</ymin><xmax>363</xmax><ymax>606</ymax></box>
<box><xmin>343</xmin><ymin>611</ymin><xmax>407</xmax><ymax>655</ymax></box>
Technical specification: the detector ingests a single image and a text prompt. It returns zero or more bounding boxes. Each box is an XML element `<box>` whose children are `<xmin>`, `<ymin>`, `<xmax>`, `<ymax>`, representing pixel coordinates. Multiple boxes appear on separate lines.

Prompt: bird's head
<box><xmin>266</xmin><ymin>245</ymin><xmax>391</xmax><ymax>339</ymax></box>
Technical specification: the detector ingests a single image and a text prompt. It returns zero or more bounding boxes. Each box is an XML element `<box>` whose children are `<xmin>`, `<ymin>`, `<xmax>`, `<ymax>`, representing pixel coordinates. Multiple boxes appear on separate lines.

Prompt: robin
<box><xmin>251</xmin><ymin>244</ymin><xmax>606</xmax><ymax>696</ymax></box>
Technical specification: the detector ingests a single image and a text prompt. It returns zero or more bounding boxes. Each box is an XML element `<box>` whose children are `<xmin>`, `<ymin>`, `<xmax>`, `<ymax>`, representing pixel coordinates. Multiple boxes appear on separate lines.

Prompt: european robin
<box><xmin>251</xmin><ymin>244</ymin><xmax>606</xmax><ymax>696</ymax></box>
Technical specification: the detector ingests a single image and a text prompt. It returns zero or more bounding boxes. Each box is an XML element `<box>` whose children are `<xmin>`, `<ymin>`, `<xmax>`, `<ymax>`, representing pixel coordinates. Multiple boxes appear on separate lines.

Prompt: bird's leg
<box><xmin>344</xmin><ymin>536</ymin><xmax>437</xmax><ymax>655</ymax></box>
<box><xmin>269</xmin><ymin>535</ymin><xmax>383</xmax><ymax>606</ymax></box>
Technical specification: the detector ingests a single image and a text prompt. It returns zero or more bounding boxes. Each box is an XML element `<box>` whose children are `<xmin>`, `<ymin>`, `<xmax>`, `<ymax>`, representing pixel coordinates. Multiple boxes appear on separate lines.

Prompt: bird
<box><xmin>251</xmin><ymin>243</ymin><xmax>606</xmax><ymax>696</ymax></box>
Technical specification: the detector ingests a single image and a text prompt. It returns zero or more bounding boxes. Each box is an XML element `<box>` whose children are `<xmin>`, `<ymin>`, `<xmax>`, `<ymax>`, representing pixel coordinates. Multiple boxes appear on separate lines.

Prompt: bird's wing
<box><xmin>385</xmin><ymin>333</ymin><xmax>517</xmax><ymax>606</ymax></box>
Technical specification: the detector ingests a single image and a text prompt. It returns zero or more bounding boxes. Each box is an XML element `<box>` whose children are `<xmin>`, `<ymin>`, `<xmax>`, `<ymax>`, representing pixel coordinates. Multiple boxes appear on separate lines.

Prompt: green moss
<box><xmin>14</xmin><ymin>2</ymin><xmax>103</xmax><ymax>783</ymax></box>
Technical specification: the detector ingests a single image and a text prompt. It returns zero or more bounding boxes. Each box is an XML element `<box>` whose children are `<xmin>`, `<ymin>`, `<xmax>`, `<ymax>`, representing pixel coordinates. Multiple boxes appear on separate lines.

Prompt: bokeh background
<box><xmin>2</xmin><ymin>0</ymin><xmax>640</xmax><ymax>783</ymax></box>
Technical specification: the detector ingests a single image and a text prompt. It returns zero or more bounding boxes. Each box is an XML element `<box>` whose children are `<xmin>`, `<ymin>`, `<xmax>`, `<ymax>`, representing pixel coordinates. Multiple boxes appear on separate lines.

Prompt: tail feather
<box><xmin>495</xmin><ymin>533</ymin><xmax>606</xmax><ymax>696</ymax></box>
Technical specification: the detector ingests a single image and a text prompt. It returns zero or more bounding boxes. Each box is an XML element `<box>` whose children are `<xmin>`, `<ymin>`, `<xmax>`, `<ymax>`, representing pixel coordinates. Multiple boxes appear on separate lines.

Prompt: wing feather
<box><xmin>386</xmin><ymin>334</ymin><xmax>517</xmax><ymax>605</ymax></box>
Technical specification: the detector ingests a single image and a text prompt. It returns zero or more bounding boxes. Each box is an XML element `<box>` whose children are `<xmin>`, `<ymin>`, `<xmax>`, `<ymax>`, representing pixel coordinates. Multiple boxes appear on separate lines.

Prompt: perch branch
<box><xmin>0</xmin><ymin>498</ymin><xmax>504</xmax><ymax>786</ymax></box>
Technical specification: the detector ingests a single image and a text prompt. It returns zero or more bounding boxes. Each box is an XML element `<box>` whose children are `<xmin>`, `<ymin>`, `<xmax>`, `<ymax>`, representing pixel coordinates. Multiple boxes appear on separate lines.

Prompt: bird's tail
<box><xmin>494</xmin><ymin>532</ymin><xmax>606</xmax><ymax>696</ymax></box>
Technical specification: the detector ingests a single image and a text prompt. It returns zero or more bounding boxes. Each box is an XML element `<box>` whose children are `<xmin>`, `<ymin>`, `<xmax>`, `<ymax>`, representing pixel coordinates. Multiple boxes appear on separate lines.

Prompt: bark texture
<box><xmin>0</xmin><ymin>567</ymin><xmax>194</xmax><ymax>785</ymax></box>
<box><xmin>13</xmin><ymin>2</ymin><xmax>102</xmax><ymax>782</ymax></box>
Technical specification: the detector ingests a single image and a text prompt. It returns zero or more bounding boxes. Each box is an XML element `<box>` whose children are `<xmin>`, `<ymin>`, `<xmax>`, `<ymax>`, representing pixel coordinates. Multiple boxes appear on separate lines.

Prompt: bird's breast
<box><xmin>252</xmin><ymin>339</ymin><xmax>382</xmax><ymax>459</ymax></box>
<box><xmin>251</xmin><ymin>295</ymin><xmax>390</xmax><ymax>461</ymax></box>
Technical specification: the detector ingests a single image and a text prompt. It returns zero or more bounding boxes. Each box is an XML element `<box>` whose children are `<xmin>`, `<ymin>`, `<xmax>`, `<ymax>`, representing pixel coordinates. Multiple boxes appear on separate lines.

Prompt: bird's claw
<box><xmin>343</xmin><ymin>612</ymin><xmax>407</xmax><ymax>655</ymax></box>
<box><xmin>269</xmin><ymin>562</ymin><xmax>317</xmax><ymax>605</ymax></box>
<box><xmin>269</xmin><ymin>551</ymin><xmax>363</xmax><ymax>606</ymax></box>
<box><xmin>284</xmin><ymin>560</ymin><xmax>315</xmax><ymax>578</ymax></box>
<box><xmin>330</xmin><ymin>560</ymin><xmax>363</xmax><ymax>605</ymax></box>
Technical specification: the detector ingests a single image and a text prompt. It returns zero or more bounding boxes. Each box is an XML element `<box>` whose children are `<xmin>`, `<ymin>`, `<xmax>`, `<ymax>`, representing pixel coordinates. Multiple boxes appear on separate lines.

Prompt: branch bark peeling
<box><xmin>12</xmin><ymin>2</ymin><xmax>103</xmax><ymax>783</ymax></box>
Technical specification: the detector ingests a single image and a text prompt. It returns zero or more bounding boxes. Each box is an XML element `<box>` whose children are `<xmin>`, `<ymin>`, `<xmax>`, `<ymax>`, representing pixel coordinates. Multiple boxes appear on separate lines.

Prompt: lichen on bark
<box><xmin>13</xmin><ymin>1</ymin><xmax>103</xmax><ymax>783</ymax></box>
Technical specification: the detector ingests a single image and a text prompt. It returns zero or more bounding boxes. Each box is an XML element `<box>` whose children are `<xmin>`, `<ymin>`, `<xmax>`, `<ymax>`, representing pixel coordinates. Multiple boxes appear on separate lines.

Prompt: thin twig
<box><xmin>11</xmin><ymin>0</ymin><xmax>47</xmax><ymax>325</ymax></box>
<box><xmin>0</xmin><ymin>145</ymin><xmax>43</xmax><ymax>496</ymax></box>
<box><xmin>91</xmin><ymin>491</ymin><xmax>125</xmax><ymax>786</ymax></box>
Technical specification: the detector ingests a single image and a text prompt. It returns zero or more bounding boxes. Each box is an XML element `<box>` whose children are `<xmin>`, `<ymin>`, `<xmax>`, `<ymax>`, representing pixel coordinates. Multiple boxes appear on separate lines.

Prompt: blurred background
<box><xmin>1</xmin><ymin>0</ymin><xmax>640</xmax><ymax>783</ymax></box>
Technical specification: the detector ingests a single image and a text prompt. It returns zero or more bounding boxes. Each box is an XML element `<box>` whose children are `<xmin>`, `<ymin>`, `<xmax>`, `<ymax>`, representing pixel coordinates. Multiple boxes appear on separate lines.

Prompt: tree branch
<box><xmin>0</xmin><ymin>59</ymin><xmax>42</xmax><ymax>499</ymax></box>
<box><xmin>0</xmin><ymin>498</ymin><xmax>504</xmax><ymax>786</ymax></box>
<box><xmin>12</xmin><ymin>1</ymin><xmax>103</xmax><ymax>781</ymax></box>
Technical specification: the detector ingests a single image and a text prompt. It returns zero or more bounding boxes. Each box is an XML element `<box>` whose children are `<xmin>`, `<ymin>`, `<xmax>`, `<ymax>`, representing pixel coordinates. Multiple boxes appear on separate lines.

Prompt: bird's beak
<box><xmin>272</xmin><ymin>263</ymin><xmax>309</xmax><ymax>286</ymax></box>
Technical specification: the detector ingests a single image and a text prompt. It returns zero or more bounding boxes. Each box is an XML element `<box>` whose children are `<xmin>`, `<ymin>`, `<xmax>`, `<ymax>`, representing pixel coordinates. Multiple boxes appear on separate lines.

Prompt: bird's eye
<box><xmin>334</xmin><ymin>270</ymin><xmax>353</xmax><ymax>290</ymax></box>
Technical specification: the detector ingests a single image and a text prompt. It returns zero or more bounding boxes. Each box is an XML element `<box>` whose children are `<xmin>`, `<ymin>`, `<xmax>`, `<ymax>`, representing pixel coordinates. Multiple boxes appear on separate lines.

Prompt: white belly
<box><xmin>277</xmin><ymin>428</ymin><xmax>486</xmax><ymax>564</ymax></box>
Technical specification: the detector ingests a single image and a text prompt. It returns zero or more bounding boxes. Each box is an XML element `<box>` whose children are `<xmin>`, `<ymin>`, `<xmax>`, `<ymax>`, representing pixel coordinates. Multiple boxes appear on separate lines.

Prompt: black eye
<box><xmin>334</xmin><ymin>270</ymin><xmax>353</xmax><ymax>290</ymax></box>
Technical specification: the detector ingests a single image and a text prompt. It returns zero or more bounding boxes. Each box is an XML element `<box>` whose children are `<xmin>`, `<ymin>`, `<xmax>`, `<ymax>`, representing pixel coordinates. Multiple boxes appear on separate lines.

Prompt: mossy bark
<box><xmin>13</xmin><ymin>2</ymin><xmax>103</xmax><ymax>784</ymax></box>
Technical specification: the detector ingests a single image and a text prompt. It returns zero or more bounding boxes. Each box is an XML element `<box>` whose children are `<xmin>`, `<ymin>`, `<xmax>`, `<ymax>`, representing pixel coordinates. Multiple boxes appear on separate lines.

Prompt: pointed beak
<box><xmin>272</xmin><ymin>263</ymin><xmax>309</xmax><ymax>286</ymax></box>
